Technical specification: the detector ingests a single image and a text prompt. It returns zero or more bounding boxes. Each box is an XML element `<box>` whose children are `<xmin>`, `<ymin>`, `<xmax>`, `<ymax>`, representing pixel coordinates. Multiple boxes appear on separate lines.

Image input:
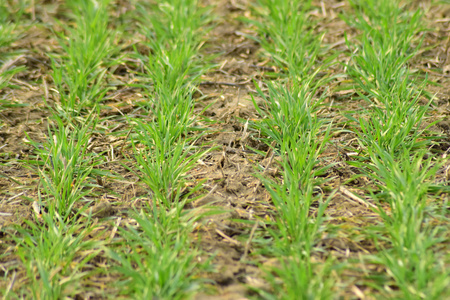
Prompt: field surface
<box><xmin>1</xmin><ymin>0</ymin><xmax>450</xmax><ymax>299</ymax></box>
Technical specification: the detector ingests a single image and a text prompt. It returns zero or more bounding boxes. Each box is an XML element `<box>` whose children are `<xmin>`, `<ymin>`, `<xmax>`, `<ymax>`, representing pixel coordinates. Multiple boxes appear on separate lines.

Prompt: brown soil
<box><xmin>1</xmin><ymin>0</ymin><xmax>449</xmax><ymax>299</ymax></box>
